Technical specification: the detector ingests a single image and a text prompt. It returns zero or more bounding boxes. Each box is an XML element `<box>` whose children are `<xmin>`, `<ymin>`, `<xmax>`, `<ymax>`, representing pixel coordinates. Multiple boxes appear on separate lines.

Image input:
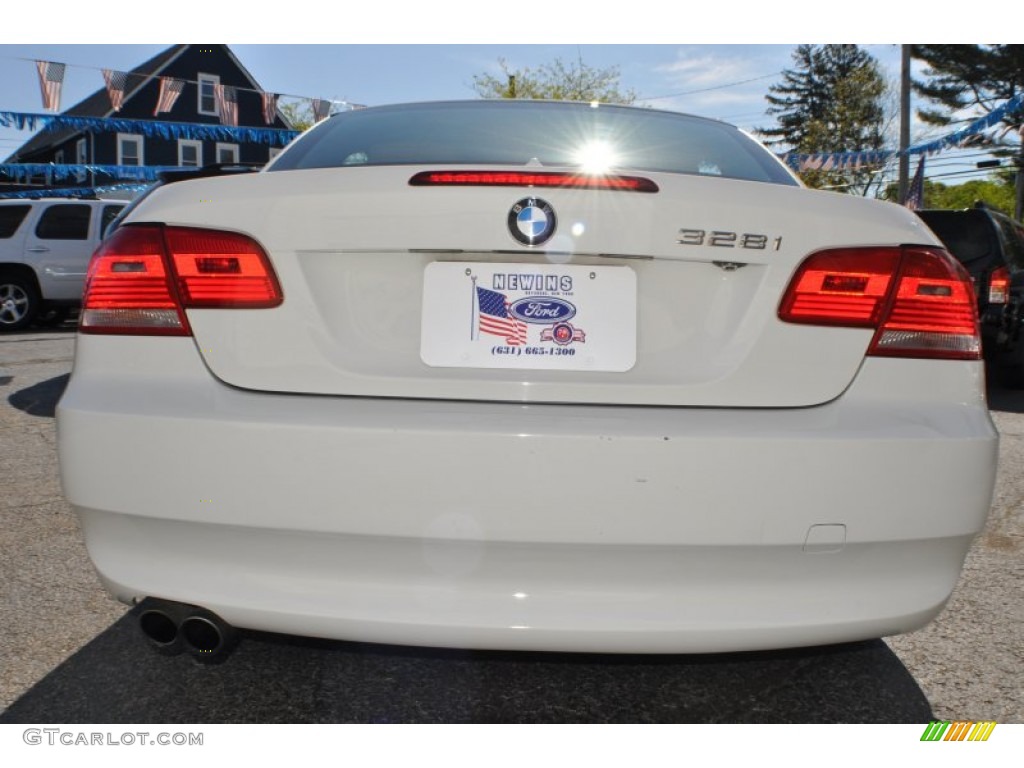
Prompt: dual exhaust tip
<box><xmin>137</xmin><ymin>598</ymin><xmax>238</xmax><ymax>663</ymax></box>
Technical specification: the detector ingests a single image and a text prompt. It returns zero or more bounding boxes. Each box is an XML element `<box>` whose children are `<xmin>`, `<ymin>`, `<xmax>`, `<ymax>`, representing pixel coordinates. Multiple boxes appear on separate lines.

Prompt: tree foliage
<box><xmin>761</xmin><ymin>45</ymin><xmax>887</xmax><ymax>152</ymax></box>
<box><xmin>279</xmin><ymin>101</ymin><xmax>314</xmax><ymax>132</ymax></box>
<box><xmin>472</xmin><ymin>57</ymin><xmax>636</xmax><ymax>104</ymax></box>
<box><xmin>760</xmin><ymin>45</ymin><xmax>888</xmax><ymax>192</ymax></box>
<box><xmin>882</xmin><ymin>175</ymin><xmax>1017</xmax><ymax>215</ymax></box>
<box><xmin>912</xmin><ymin>45</ymin><xmax>1024</xmax><ymax>219</ymax></box>
<box><xmin>912</xmin><ymin>45</ymin><xmax>1024</xmax><ymax>127</ymax></box>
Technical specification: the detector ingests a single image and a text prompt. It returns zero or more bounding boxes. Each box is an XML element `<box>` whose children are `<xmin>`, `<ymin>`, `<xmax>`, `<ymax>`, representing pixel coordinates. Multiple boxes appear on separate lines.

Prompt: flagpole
<box><xmin>470</xmin><ymin>275</ymin><xmax>478</xmax><ymax>341</ymax></box>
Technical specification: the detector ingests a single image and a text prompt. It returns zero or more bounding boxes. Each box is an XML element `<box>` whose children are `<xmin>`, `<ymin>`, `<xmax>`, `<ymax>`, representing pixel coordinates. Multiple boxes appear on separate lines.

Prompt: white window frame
<box><xmin>215</xmin><ymin>142</ymin><xmax>239</xmax><ymax>164</ymax></box>
<box><xmin>117</xmin><ymin>133</ymin><xmax>144</xmax><ymax>166</ymax></box>
<box><xmin>75</xmin><ymin>138</ymin><xmax>88</xmax><ymax>182</ymax></box>
<box><xmin>198</xmin><ymin>73</ymin><xmax>220</xmax><ymax>116</ymax></box>
<box><xmin>55</xmin><ymin>149</ymin><xmax>65</xmax><ymax>164</ymax></box>
<box><xmin>178</xmin><ymin>139</ymin><xmax>203</xmax><ymax>167</ymax></box>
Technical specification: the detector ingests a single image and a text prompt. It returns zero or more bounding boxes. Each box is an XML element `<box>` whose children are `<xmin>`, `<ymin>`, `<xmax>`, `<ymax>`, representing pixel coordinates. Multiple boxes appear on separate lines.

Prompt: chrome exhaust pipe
<box><xmin>137</xmin><ymin>598</ymin><xmax>188</xmax><ymax>655</ymax></box>
<box><xmin>136</xmin><ymin>598</ymin><xmax>238</xmax><ymax>663</ymax></box>
<box><xmin>180</xmin><ymin>610</ymin><xmax>238</xmax><ymax>664</ymax></box>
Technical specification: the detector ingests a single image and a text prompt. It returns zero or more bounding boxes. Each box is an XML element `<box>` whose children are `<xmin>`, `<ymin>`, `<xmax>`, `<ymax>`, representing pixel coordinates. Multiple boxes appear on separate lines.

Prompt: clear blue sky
<box><xmin>0</xmin><ymin>43</ymin><xmax>852</xmax><ymax>127</ymax></box>
<box><xmin>0</xmin><ymin>44</ymin><xmax>905</xmax><ymax>148</ymax></box>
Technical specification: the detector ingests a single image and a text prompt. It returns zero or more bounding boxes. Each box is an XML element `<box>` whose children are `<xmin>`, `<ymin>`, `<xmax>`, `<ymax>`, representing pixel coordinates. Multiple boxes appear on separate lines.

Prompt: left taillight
<box><xmin>81</xmin><ymin>225</ymin><xmax>282</xmax><ymax>336</ymax></box>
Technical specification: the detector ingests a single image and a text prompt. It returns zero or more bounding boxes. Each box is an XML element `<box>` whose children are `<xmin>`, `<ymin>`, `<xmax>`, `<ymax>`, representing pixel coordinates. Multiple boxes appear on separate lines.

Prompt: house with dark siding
<box><xmin>4</xmin><ymin>44</ymin><xmax>293</xmax><ymax>187</ymax></box>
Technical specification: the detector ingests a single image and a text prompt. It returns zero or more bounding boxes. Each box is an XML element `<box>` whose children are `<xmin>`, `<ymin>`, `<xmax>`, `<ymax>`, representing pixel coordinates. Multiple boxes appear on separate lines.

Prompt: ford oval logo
<box><xmin>508</xmin><ymin>297</ymin><xmax>577</xmax><ymax>324</ymax></box>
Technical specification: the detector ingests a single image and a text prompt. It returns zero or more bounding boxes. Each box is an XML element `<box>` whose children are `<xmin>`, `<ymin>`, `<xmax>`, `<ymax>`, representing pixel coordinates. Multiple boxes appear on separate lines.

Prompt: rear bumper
<box><xmin>58</xmin><ymin>337</ymin><xmax>998</xmax><ymax>653</ymax></box>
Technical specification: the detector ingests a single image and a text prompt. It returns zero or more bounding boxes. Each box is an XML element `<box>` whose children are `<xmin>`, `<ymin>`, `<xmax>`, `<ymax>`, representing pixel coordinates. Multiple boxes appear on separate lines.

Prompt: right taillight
<box><xmin>779</xmin><ymin>246</ymin><xmax>980</xmax><ymax>360</ymax></box>
<box><xmin>81</xmin><ymin>225</ymin><xmax>282</xmax><ymax>335</ymax></box>
<box><xmin>988</xmin><ymin>265</ymin><xmax>1010</xmax><ymax>304</ymax></box>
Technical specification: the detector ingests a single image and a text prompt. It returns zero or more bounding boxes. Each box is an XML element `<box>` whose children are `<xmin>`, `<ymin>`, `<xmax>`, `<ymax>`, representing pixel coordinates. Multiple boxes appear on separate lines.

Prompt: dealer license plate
<box><xmin>420</xmin><ymin>262</ymin><xmax>636</xmax><ymax>372</ymax></box>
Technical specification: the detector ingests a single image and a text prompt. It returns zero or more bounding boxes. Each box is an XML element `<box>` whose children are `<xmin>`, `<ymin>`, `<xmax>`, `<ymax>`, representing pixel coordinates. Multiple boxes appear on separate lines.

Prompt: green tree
<box><xmin>882</xmin><ymin>175</ymin><xmax>1016</xmax><ymax>214</ymax></box>
<box><xmin>760</xmin><ymin>45</ymin><xmax>888</xmax><ymax>193</ymax></box>
<box><xmin>279</xmin><ymin>101</ymin><xmax>314</xmax><ymax>132</ymax></box>
<box><xmin>912</xmin><ymin>45</ymin><xmax>1024</xmax><ymax>220</ymax></box>
<box><xmin>472</xmin><ymin>56</ymin><xmax>636</xmax><ymax>104</ymax></box>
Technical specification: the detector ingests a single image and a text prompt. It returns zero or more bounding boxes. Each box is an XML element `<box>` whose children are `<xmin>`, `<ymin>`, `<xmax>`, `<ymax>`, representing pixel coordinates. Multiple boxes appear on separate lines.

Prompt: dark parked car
<box><xmin>917</xmin><ymin>204</ymin><xmax>1024</xmax><ymax>385</ymax></box>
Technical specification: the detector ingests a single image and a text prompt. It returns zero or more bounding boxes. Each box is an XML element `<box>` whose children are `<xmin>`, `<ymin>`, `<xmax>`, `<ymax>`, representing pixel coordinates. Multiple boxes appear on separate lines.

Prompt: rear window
<box><xmin>0</xmin><ymin>204</ymin><xmax>31</xmax><ymax>238</ymax></box>
<box><xmin>269</xmin><ymin>101</ymin><xmax>798</xmax><ymax>186</ymax></box>
<box><xmin>35</xmin><ymin>204</ymin><xmax>91</xmax><ymax>240</ymax></box>
<box><xmin>101</xmin><ymin>204</ymin><xmax>125</xmax><ymax>236</ymax></box>
<box><xmin>917</xmin><ymin>210</ymin><xmax>998</xmax><ymax>266</ymax></box>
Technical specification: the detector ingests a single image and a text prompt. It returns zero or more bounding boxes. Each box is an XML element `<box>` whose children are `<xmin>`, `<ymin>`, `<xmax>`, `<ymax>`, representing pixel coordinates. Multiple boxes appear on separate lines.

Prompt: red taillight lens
<box><xmin>81</xmin><ymin>226</ymin><xmax>189</xmax><ymax>335</ymax></box>
<box><xmin>81</xmin><ymin>225</ymin><xmax>282</xmax><ymax>336</ymax></box>
<box><xmin>409</xmin><ymin>170</ymin><xmax>659</xmax><ymax>192</ymax></box>
<box><xmin>779</xmin><ymin>246</ymin><xmax>980</xmax><ymax>360</ymax></box>
<box><xmin>165</xmin><ymin>228</ymin><xmax>283</xmax><ymax>308</ymax></box>
<box><xmin>777</xmin><ymin>248</ymin><xmax>899</xmax><ymax>326</ymax></box>
<box><xmin>988</xmin><ymin>265</ymin><xmax>1010</xmax><ymax>304</ymax></box>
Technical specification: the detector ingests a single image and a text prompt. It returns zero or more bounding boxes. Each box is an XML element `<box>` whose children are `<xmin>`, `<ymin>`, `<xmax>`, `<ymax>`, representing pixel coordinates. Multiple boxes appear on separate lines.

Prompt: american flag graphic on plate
<box><xmin>35</xmin><ymin>61</ymin><xmax>65</xmax><ymax>112</ymax></box>
<box><xmin>476</xmin><ymin>286</ymin><xmax>527</xmax><ymax>345</ymax></box>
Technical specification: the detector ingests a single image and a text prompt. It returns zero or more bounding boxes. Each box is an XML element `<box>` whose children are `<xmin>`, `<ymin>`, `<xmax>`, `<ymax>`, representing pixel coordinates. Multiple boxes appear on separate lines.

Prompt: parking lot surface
<box><xmin>1</xmin><ymin>327</ymin><xmax>1021</xmax><ymax>723</ymax></box>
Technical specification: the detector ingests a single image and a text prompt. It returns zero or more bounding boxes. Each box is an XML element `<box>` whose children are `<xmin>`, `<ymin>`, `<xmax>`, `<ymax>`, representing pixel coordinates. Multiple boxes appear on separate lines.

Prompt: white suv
<box><xmin>0</xmin><ymin>198</ymin><xmax>125</xmax><ymax>331</ymax></box>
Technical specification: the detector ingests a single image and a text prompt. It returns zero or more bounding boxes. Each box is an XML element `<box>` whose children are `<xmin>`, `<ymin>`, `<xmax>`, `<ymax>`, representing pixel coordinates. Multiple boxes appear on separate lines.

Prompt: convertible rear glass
<box><xmin>268</xmin><ymin>101</ymin><xmax>799</xmax><ymax>186</ymax></box>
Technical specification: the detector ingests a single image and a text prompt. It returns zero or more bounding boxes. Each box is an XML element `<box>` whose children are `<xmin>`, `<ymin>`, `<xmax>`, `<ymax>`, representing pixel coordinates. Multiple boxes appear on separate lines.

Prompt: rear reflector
<box><xmin>409</xmin><ymin>171</ymin><xmax>659</xmax><ymax>192</ymax></box>
<box><xmin>81</xmin><ymin>225</ymin><xmax>282</xmax><ymax>336</ymax></box>
<box><xmin>779</xmin><ymin>246</ymin><xmax>980</xmax><ymax>360</ymax></box>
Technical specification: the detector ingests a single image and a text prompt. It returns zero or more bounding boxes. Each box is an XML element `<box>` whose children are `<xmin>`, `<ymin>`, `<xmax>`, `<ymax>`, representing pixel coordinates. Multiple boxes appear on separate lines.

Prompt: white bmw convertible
<box><xmin>57</xmin><ymin>100</ymin><xmax>998</xmax><ymax>660</ymax></box>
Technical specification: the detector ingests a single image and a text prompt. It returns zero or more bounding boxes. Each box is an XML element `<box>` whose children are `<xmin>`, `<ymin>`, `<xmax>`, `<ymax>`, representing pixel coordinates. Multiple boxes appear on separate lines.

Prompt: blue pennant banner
<box><xmin>905</xmin><ymin>93</ymin><xmax>1024</xmax><ymax>156</ymax></box>
<box><xmin>0</xmin><ymin>163</ymin><xmax>179</xmax><ymax>182</ymax></box>
<box><xmin>781</xmin><ymin>93</ymin><xmax>1024</xmax><ymax>171</ymax></box>
<box><xmin>0</xmin><ymin>183</ymin><xmax>149</xmax><ymax>199</ymax></box>
<box><xmin>0</xmin><ymin>110</ymin><xmax>300</xmax><ymax>146</ymax></box>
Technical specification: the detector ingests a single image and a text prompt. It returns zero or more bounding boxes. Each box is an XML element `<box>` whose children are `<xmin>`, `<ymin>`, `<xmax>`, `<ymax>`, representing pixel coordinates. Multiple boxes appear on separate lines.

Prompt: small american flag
<box><xmin>102</xmin><ymin>69</ymin><xmax>129</xmax><ymax>112</ymax></box>
<box><xmin>154</xmin><ymin>77</ymin><xmax>186</xmax><ymax>116</ymax></box>
<box><xmin>36</xmin><ymin>61</ymin><xmax>65</xmax><ymax>112</ymax></box>
<box><xmin>215</xmin><ymin>84</ymin><xmax>238</xmax><ymax>127</ymax></box>
<box><xmin>311</xmin><ymin>98</ymin><xmax>331</xmax><ymax>122</ymax></box>
<box><xmin>261</xmin><ymin>92</ymin><xmax>278</xmax><ymax>125</ymax></box>
<box><xmin>904</xmin><ymin>157</ymin><xmax>926</xmax><ymax>210</ymax></box>
<box><xmin>477</xmin><ymin>286</ymin><xmax>527</xmax><ymax>346</ymax></box>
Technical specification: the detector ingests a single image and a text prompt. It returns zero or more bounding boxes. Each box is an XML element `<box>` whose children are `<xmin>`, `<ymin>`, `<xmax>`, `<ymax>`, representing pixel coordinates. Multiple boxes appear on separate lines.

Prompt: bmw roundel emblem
<box><xmin>508</xmin><ymin>198</ymin><xmax>556</xmax><ymax>246</ymax></box>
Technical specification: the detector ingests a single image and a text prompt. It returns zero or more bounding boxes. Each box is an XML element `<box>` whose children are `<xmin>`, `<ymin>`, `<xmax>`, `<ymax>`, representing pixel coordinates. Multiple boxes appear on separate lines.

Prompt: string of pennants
<box><xmin>0</xmin><ymin>183</ymin><xmax>150</xmax><ymax>199</ymax></box>
<box><xmin>0</xmin><ymin>163</ymin><xmax>182</xmax><ymax>183</ymax></box>
<box><xmin>0</xmin><ymin>110</ymin><xmax>300</xmax><ymax>146</ymax></box>
<box><xmin>34</xmin><ymin>59</ymin><xmax>339</xmax><ymax>128</ymax></box>
<box><xmin>782</xmin><ymin>93</ymin><xmax>1024</xmax><ymax>173</ymax></box>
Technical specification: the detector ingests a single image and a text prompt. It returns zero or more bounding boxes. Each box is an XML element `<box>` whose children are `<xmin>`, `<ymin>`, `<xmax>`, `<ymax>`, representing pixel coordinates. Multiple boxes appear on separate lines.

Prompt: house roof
<box><xmin>6</xmin><ymin>44</ymin><xmax>287</xmax><ymax>162</ymax></box>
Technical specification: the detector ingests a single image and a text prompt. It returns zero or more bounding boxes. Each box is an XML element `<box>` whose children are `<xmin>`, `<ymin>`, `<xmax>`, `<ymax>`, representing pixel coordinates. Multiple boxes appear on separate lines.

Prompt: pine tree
<box><xmin>760</xmin><ymin>45</ymin><xmax>888</xmax><ymax>193</ymax></box>
<box><xmin>761</xmin><ymin>44</ymin><xmax>886</xmax><ymax>153</ymax></box>
<box><xmin>912</xmin><ymin>45</ymin><xmax>1024</xmax><ymax>220</ymax></box>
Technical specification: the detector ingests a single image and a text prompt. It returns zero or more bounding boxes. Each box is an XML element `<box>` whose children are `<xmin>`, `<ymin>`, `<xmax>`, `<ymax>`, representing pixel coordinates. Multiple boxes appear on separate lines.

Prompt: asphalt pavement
<box><xmin>1</xmin><ymin>326</ymin><xmax>1020</xmax><ymax>723</ymax></box>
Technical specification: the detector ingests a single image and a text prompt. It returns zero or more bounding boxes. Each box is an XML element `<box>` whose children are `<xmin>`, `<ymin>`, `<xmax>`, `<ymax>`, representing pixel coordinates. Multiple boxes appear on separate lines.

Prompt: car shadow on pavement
<box><xmin>1</xmin><ymin>609</ymin><xmax>933</xmax><ymax>724</ymax></box>
<box><xmin>7</xmin><ymin>374</ymin><xmax>70</xmax><ymax>418</ymax></box>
